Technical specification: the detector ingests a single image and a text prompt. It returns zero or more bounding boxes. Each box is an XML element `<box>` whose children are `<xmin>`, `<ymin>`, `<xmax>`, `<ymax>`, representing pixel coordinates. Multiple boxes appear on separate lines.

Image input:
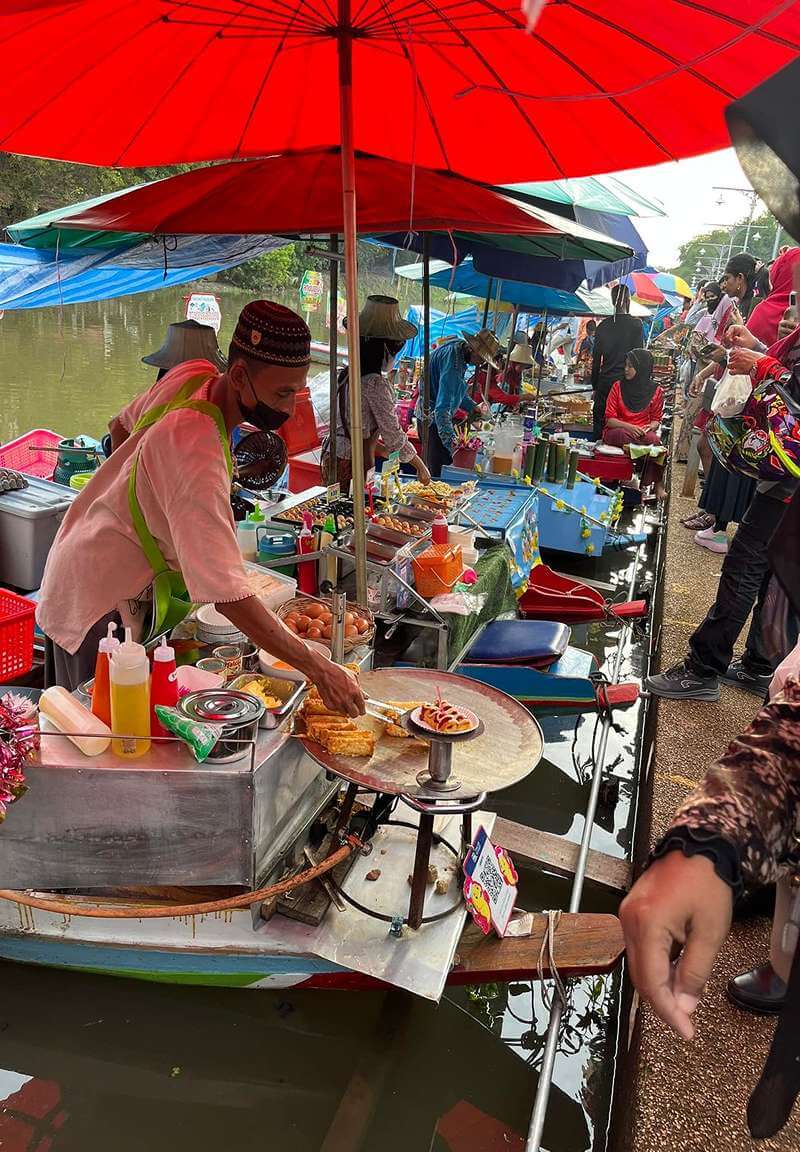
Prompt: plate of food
<box><xmin>409</xmin><ymin>691</ymin><xmax>480</xmax><ymax>737</ymax></box>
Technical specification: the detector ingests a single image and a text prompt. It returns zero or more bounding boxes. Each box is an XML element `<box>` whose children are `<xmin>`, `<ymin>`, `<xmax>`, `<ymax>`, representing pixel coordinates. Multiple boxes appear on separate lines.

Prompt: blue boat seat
<box><xmin>466</xmin><ymin>620</ymin><xmax>571</xmax><ymax>667</ymax></box>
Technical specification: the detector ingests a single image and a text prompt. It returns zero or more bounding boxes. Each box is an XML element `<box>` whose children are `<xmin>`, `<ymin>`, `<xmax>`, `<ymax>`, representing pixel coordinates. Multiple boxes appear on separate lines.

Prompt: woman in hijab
<box><xmin>747</xmin><ymin>247</ymin><xmax>800</xmax><ymax>347</ymax></box>
<box><xmin>602</xmin><ymin>348</ymin><xmax>666</xmax><ymax>499</ymax></box>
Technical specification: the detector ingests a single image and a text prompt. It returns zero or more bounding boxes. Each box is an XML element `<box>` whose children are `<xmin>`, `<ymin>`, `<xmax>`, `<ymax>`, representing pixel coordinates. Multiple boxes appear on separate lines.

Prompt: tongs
<box><xmin>363</xmin><ymin>696</ymin><xmax>402</xmax><ymax>723</ymax></box>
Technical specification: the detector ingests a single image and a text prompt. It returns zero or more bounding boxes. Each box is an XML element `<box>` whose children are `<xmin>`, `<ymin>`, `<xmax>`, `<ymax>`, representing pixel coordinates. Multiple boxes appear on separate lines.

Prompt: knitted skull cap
<box><xmin>231</xmin><ymin>300</ymin><xmax>311</xmax><ymax>367</ymax></box>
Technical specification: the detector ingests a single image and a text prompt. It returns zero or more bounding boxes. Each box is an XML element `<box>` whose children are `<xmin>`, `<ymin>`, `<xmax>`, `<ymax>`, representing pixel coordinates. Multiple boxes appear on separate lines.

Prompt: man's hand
<box><xmin>416</xmin><ymin>460</ymin><xmax>432</xmax><ymax>486</ymax></box>
<box><xmin>309</xmin><ymin>655</ymin><xmax>365</xmax><ymax>717</ymax></box>
<box><xmin>620</xmin><ymin>851</ymin><xmax>733</xmax><ymax>1040</ymax></box>
<box><xmin>724</xmin><ymin>323</ymin><xmax>757</xmax><ymax>350</ymax></box>
<box><xmin>727</xmin><ymin>346</ymin><xmax>763</xmax><ymax>376</ymax></box>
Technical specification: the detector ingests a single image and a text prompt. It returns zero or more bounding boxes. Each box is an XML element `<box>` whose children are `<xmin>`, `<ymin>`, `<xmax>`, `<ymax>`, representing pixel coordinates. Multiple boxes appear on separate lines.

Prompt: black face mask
<box><xmin>706</xmin><ymin>294</ymin><xmax>722</xmax><ymax>314</ymax></box>
<box><xmin>239</xmin><ymin>372</ymin><xmax>290</xmax><ymax>432</ymax></box>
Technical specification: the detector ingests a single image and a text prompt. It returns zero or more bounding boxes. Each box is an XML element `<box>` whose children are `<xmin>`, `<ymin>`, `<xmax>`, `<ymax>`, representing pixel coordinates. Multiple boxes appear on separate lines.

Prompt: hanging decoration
<box><xmin>0</xmin><ymin>693</ymin><xmax>37</xmax><ymax>821</ymax></box>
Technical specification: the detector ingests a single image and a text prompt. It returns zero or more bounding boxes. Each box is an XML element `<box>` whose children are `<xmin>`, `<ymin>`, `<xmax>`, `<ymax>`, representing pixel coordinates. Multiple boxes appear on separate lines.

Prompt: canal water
<box><xmin>0</xmin><ymin>292</ymin><xmax>653</xmax><ymax>1152</ymax></box>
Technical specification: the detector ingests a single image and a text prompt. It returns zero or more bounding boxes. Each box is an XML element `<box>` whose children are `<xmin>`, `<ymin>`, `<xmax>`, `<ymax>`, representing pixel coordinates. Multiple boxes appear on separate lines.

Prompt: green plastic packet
<box><xmin>155</xmin><ymin>705</ymin><xmax>220</xmax><ymax>763</ymax></box>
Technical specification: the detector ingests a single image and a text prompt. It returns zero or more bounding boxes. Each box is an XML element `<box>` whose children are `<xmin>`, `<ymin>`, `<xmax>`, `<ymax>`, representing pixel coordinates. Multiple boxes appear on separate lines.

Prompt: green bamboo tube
<box><xmin>524</xmin><ymin>443</ymin><xmax>536</xmax><ymax>480</ymax></box>
<box><xmin>532</xmin><ymin>439</ymin><xmax>548</xmax><ymax>483</ymax></box>
<box><xmin>566</xmin><ymin>449</ymin><xmax>579</xmax><ymax>490</ymax></box>
<box><xmin>546</xmin><ymin>439</ymin><xmax>558</xmax><ymax>483</ymax></box>
<box><xmin>554</xmin><ymin>443</ymin><xmax>569</xmax><ymax>485</ymax></box>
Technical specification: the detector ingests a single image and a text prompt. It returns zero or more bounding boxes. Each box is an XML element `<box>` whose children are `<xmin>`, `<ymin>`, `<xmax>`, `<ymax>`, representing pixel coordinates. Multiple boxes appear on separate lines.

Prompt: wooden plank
<box><xmin>450</xmin><ymin>912</ymin><xmax>624</xmax><ymax>983</ymax></box>
<box><xmin>493</xmin><ymin>816</ymin><xmax>631</xmax><ymax>893</ymax></box>
<box><xmin>682</xmin><ymin>427</ymin><xmax>701</xmax><ymax>497</ymax></box>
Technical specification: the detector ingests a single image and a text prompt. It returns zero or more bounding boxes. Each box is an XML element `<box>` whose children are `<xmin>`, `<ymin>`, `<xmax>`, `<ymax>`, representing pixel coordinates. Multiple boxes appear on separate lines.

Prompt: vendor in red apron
<box><xmin>37</xmin><ymin>300</ymin><xmax>365</xmax><ymax>718</ymax></box>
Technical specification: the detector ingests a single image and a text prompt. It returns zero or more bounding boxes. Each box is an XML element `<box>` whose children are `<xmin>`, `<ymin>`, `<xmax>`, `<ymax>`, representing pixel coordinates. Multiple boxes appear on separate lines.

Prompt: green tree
<box><xmin>672</xmin><ymin>211</ymin><xmax>797</xmax><ymax>285</ymax></box>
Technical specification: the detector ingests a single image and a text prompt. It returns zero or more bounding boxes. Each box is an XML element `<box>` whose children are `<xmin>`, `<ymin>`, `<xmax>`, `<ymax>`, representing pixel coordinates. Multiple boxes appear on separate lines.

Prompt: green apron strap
<box><xmin>131</xmin><ymin>372</ymin><xmax>211</xmax><ymax>435</ymax></box>
<box><xmin>127</xmin><ymin>392</ymin><xmax>233</xmax><ymax>577</ymax></box>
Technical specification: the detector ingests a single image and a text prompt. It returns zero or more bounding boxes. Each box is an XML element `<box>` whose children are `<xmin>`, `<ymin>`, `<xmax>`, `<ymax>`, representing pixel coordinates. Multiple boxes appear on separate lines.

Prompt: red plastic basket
<box><xmin>0</xmin><ymin>590</ymin><xmax>36</xmax><ymax>684</ymax></box>
<box><xmin>0</xmin><ymin>429</ymin><xmax>62</xmax><ymax>480</ymax></box>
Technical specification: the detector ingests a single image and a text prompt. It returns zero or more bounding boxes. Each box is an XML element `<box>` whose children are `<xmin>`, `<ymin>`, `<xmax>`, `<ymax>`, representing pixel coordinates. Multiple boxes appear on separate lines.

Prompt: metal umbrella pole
<box><xmin>421</xmin><ymin>233</ymin><xmax>432</xmax><ymax>464</ymax></box>
<box><xmin>524</xmin><ymin>518</ymin><xmax>646</xmax><ymax>1152</ymax></box>
<box><xmin>327</xmin><ymin>233</ymin><xmax>340</xmax><ymax>486</ymax></box>
<box><xmin>338</xmin><ymin>0</ymin><xmax>367</xmax><ymax>604</ymax></box>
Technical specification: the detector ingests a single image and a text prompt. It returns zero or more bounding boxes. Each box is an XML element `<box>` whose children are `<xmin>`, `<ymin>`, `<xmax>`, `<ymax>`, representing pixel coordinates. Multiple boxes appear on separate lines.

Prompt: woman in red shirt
<box><xmin>603</xmin><ymin>348</ymin><xmax>666</xmax><ymax>499</ymax></box>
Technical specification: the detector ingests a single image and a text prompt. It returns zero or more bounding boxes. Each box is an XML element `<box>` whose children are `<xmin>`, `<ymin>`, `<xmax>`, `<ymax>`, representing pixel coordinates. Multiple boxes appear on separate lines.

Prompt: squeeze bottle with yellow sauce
<box><xmin>110</xmin><ymin>627</ymin><xmax>151</xmax><ymax>759</ymax></box>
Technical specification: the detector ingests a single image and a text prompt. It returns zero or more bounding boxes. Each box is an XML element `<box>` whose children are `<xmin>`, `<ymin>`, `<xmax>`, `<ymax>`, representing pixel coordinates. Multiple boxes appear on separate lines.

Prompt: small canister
<box><xmin>178</xmin><ymin>689</ymin><xmax>264</xmax><ymax>764</ymax></box>
<box><xmin>213</xmin><ymin>645</ymin><xmax>243</xmax><ymax>680</ymax></box>
<box><xmin>196</xmin><ymin>657</ymin><xmax>227</xmax><ymax>678</ymax></box>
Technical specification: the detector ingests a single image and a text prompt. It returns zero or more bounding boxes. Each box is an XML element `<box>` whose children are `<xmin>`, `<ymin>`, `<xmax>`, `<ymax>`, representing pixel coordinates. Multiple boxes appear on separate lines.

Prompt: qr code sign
<box><xmin>477</xmin><ymin>853</ymin><xmax>504</xmax><ymax>903</ymax></box>
<box><xmin>463</xmin><ymin>826</ymin><xmax>518</xmax><ymax>937</ymax></box>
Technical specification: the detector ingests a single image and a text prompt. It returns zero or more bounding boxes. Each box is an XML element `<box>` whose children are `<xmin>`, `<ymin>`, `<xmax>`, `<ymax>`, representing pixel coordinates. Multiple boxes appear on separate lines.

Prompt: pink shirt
<box><xmin>37</xmin><ymin>360</ymin><xmax>251</xmax><ymax>654</ymax></box>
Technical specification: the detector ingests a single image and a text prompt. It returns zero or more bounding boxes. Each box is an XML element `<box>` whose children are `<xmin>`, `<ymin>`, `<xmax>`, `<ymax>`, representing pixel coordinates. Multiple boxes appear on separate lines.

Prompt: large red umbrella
<box><xmin>2</xmin><ymin>0</ymin><xmax>796</xmax><ymax>598</ymax></box>
<box><xmin>1</xmin><ymin>1</ymin><xmax>797</xmax><ymax>177</ymax></box>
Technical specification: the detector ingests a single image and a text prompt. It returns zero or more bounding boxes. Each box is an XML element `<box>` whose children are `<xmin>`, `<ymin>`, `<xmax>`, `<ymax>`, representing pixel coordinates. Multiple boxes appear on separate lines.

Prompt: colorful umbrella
<box><xmin>648</xmin><ymin>271</ymin><xmax>693</xmax><ymax>299</ymax></box>
<box><xmin>620</xmin><ymin>272</ymin><xmax>666</xmax><ymax>306</ymax></box>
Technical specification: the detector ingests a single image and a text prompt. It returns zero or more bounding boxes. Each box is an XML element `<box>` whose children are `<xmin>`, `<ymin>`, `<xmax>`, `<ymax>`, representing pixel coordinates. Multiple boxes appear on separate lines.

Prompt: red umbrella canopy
<box><xmin>1</xmin><ymin>1</ymin><xmax>799</xmax><ymax>180</ymax></box>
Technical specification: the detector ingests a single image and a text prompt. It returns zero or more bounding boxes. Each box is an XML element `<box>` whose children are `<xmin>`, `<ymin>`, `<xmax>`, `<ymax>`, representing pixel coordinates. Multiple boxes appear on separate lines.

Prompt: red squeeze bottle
<box><xmin>432</xmin><ymin>511</ymin><xmax>449</xmax><ymax>545</ymax></box>
<box><xmin>91</xmin><ymin>622</ymin><xmax>119</xmax><ymax>728</ymax></box>
<box><xmin>297</xmin><ymin>511</ymin><xmax>319</xmax><ymax>597</ymax></box>
<box><xmin>150</xmin><ymin>636</ymin><xmax>179</xmax><ymax>737</ymax></box>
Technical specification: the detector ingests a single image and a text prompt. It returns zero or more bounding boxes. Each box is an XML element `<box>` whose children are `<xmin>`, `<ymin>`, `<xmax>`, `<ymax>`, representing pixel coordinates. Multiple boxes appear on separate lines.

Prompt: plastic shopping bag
<box><xmin>710</xmin><ymin>370</ymin><xmax>752</xmax><ymax>419</ymax></box>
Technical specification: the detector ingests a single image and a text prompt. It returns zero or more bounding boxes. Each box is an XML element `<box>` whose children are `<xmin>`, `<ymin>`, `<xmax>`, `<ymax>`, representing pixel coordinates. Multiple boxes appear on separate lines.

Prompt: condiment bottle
<box><xmin>150</xmin><ymin>635</ymin><xmax>178</xmax><ymax>737</ymax></box>
<box><xmin>318</xmin><ymin>511</ymin><xmax>338</xmax><ymax>589</ymax></box>
<box><xmin>109</xmin><ymin>627</ymin><xmax>151</xmax><ymax>759</ymax></box>
<box><xmin>40</xmin><ymin>686</ymin><xmax>111</xmax><ymax>757</ymax></box>
<box><xmin>432</xmin><ymin>511</ymin><xmax>448</xmax><ymax>545</ymax></box>
<box><xmin>237</xmin><ymin>511</ymin><xmax>260</xmax><ymax>562</ymax></box>
<box><xmin>91</xmin><ymin>621</ymin><xmax>119</xmax><ymax>728</ymax></box>
<box><xmin>297</xmin><ymin>511</ymin><xmax>318</xmax><ymax>596</ymax></box>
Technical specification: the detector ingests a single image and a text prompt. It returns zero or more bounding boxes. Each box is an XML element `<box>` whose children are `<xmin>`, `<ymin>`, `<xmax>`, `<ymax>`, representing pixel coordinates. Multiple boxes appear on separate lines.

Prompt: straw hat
<box><xmin>462</xmin><ymin>327</ymin><xmax>502</xmax><ymax>368</ymax></box>
<box><xmin>509</xmin><ymin>341</ymin><xmax>534</xmax><ymax>365</ymax></box>
<box><xmin>349</xmin><ymin>295</ymin><xmax>418</xmax><ymax>341</ymax></box>
<box><xmin>142</xmin><ymin>319</ymin><xmax>227</xmax><ymax>371</ymax></box>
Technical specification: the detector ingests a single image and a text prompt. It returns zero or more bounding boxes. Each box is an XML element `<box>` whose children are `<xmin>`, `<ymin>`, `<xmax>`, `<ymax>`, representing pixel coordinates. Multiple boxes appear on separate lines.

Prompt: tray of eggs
<box><xmin>277</xmin><ymin>596</ymin><xmax>374</xmax><ymax>653</ymax></box>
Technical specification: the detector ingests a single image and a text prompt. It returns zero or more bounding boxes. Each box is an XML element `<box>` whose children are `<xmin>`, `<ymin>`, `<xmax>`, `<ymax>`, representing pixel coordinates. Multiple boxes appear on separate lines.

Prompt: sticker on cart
<box><xmin>326</xmin><ymin>483</ymin><xmax>341</xmax><ymax>503</ymax></box>
<box><xmin>462</xmin><ymin>825</ymin><xmax>518</xmax><ymax>937</ymax></box>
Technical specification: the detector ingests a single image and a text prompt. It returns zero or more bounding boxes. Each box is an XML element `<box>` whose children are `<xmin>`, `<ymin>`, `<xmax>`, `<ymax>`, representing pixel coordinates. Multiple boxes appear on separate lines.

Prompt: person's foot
<box><xmin>727</xmin><ymin>963</ymin><xmax>786</xmax><ymax>1015</ymax></box>
<box><xmin>722</xmin><ymin>658</ymin><xmax>773</xmax><ymax>696</ymax></box>
<box><xmin>694</xmin><ymin>527</ymin><xmax>729</xmax><ymax>554</ymax></box>
<box><xmin>654</xmin><ymin>482</ymin><xmax>668</xmax><ymax>501</ymax></box>
<box><xmin>682</xmin><ymin>510</ymin><xmax>715</xmax><ymax>530</ymax></box>
<box><xmin>645</xmin><ymin>661</ymin><xmax>720</xmax><ymax>701</ymax></box>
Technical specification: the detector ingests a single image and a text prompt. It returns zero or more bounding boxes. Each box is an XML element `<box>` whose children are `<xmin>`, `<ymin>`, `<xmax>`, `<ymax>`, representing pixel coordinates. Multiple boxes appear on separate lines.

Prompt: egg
<box><xmin>306</xmin><ymin>604</ymin><xmax>324</xmax><ymax>619</ymax></box>
<box><xmin>296</xmin><ymin>615</ymin><xmax>311</xmax><ymax>633</ymax></box>
<box><xmin>322</xmin><ymin>623</ymin><xmax>332</xmax><ymax>639</ymax></box>
<box><xmin>345</xmin><ymin>624</ymin><xmax>358</xmax><ymax>638</ymax></box>
<box><xmin>320</xmin><ymin>611</ymin><xmax>333</xmax><ymax>624</ymax></box>
<box><xmin>355</xmin><ymin>617</ymin><xmax>369</xmax><ymax>634</ymax></box>
<box><xmin>284</xmin><ymin>612</ymin><xmax>299</xmax><ymax>626</ymax></box>
<box><xmin>286</xmin><ymin>620</ymin><xmax>299</xmax><ymax>633</ymax></box>
<box><xmin>307</xmin><ymin>625</ymin><xmax>323</xmax><ymax>639</ymax></box>
<box><xmin>344</xmin><ymin>611</ymin><xmax>356</xmax><ymax>625</ymax></box>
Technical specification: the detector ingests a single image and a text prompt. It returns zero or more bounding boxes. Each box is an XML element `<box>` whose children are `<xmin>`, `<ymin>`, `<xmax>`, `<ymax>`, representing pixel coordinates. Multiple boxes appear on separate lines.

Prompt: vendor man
<box><xmin>37</xmin><ymin>300</ymin><xmax>365</xmax><ymax>718</ymax></box>
<box><xmin>420</xmin><ymin>328</ymin><xmax>499</xmax><ymax>477</ymax></box>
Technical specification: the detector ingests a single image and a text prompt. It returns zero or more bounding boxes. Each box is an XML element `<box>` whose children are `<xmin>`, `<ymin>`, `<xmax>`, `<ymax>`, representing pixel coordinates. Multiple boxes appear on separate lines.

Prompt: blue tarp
<box><xmin>424</xmin><ymin>260</ymin><xmax>594</xmax><ymax>315</ymax></box>
<box><xmin>0</xmin><ymin>234</ymin><xmax>287</xmax><ymax>310</ymax></box>
<box><xmin>397</xmin><ymin>304</ymin><xmax>510</xmax><ymax>360</ymax></box>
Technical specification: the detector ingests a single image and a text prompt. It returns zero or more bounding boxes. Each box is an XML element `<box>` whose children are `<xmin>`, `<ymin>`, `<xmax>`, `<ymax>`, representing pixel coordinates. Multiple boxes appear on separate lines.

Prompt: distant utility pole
<box><xmin>713</xmin><ymin>185</ymin><xmax>761</xmax><ymax>262</ymax></box>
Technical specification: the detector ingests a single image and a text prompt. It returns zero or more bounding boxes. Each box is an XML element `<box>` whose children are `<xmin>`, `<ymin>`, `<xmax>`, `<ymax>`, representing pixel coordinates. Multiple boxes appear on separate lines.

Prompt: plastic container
<box><xmin>0</xmin><ymin>429</ymin><xmax>62</xmax><ymax>480</ymax></box>
<box><xmin>431</xmin><ymin>512</ymin><xmax>449</xmax><ymax>545</ymax></box>
<box><xmin>176</xmin><ymin>665</ymin><xmax>225</xmax><ymax>694</ymax></box>
<box><xmin>39</xmin><ymin>686</ymin><xmax>111</xmax><ymax>757</ymax></box>
<box><xmin>150</xmin><ymin>636</ymin><xmax>179</xmax><ymax>737</ymax></box>
<box><xmin>0</xmin><ymin>475</ymin><xmax>75</xmax><ymax>591</ymax></box>
<box><xmin>109</xmin><ymin>628</ymin><xmax>151</xmax><ymax>759</ymax></box>
<box><xmin>258</xmin><ymin>533</ymin><xmax>297</xmax><ymax>577</ymax></box>
<box><xmin>288</xmin><ymin>449</ymin><xmax>322</xmax><ymax>494</ymax></box>
<box><xmin>237</xmin><ymin>517</ymin><xmax>259</xmax><ymax>562</ymax></box>
<box><xmin>412</xmin><ymin>543</ymin><xmax>464</xmax><ymax>599</ymax></box>
<box><xmin>448</xmin><ymin>526</ymin><xmax>475</xmax><ymax>551</ymax></box>
<box><xmin>91</xmin><ymin>621</ymin><xmax>120</xmax><ymax>727</ymax></box>
<box><xmin>297</xmin><ymin>512</ymin><xmax>318</xmax><ymax>597</ymax></box>
<box><xmin>69</xmin><ymin>472</ymin><xmax>95</xmax><ymax>491</ymax></box>
<box><xmin>244</xmin><ymin>561</ymin><xmax>298</xmax><ymax>612</ymax></box>
<box><xmin>0</xmin><ymin>588</ymin><xmax>36</xmax><ymax>684</ymax></box>
<box><xmin>276</xmin><ymin>389</ymin><xmax>320</xmax><ymax>456</ymax></box>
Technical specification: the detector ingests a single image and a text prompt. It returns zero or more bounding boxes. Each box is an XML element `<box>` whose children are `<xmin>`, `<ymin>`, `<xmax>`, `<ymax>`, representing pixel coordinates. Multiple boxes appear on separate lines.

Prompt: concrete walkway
<box><xmin>625</xmin><ymin>465</ymin><xmax>800</xmax><ymax>1152</ymax></box>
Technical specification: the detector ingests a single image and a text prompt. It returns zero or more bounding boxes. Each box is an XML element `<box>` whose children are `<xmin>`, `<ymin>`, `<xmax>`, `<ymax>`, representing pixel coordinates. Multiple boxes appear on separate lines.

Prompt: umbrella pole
<box><xmin>328</xmin><ymin>233</ymin><xmax>339</xmax><ymax>486</ymax></box>
<box><xmin>422</xmin><ymin>233</ymin><xmax>431</xmax><ymax>464</ymax></box>
<box><xmin>338</xmin><ymin>0</ymin><xmax>367</xmax><ymax>604</ymax></box>
<box><xmin>482</xmin><ymin>279</ymin><xmax>493</xmax><ymax>327</ymax></box>
<box><xmin>533</xmin><ymin>308</ymin><xmax>548</xmax><ymax>420</ymax></box>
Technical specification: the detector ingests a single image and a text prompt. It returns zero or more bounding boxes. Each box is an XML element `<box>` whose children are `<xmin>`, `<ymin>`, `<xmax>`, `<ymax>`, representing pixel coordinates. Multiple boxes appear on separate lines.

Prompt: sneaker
<box><xmin>722</xmin><ymin>658</ymin><xmax>773</xmax><ymax>696</ymax></box>
<box><xmin>682</xmin><ymin>511</ymin><xmax>715</xmax><ymax>530</ymax></box>
<box><xmin>645</xmin><ymin>661</ymin><xmax>720</xmax><ymax>701</ymax></box>
<box><xmin>694</xmin><ymin>528</ymin><xmax>728</xmax><ymax>554</ymax></box>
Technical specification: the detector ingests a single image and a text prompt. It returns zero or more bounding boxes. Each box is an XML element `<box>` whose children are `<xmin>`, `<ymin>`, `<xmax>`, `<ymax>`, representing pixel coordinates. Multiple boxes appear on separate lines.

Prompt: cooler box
<box><xmin>288</xmin><ymin>448</ymin><xmax>323</xmax><ymax>493</ymax></box>
<box><xmin>0</xmin><ymin>477</ymin><xmax>76</xmax><ymax>591</ymax></box>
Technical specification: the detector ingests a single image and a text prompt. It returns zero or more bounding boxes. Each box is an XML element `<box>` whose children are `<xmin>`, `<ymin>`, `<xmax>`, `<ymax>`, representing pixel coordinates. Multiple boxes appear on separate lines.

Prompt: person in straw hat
<box><xmin>327</xmin><ymin>295</ymin><xmax>431</xmax><ymax>490</ymax></box>
<box><xmin>37</xmin><ymin>299</ymin><xmax>365</xmax><ymax>720</ymax></box>
<box><xmin>421</xmin><ymin>327</ymin><xmax>498</xmax><ymax>477</ymax></box>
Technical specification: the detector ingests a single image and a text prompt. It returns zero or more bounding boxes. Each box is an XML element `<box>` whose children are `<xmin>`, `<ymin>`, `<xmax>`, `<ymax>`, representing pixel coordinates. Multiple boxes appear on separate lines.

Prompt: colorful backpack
<box><xmin>707</xmin><ymin>361</ymin><xmax>800</xmax><ymax>481</ymax></box>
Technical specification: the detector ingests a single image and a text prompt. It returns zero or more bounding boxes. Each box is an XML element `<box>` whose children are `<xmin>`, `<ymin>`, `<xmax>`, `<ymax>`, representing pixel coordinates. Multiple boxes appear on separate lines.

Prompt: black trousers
<box><xmin>688</xmin><ymin>491</ymin><xmax>787</xmax><ymax>679</ymax></box>
<box><xmin>426</xmin><ymin>422</ymin><xmax>453</xmax><ymax>479</ymax></box>
<box><xmin>592</xmin><ymin>380</ymin><xmax>613</xmax><ymax>441</ymax></box>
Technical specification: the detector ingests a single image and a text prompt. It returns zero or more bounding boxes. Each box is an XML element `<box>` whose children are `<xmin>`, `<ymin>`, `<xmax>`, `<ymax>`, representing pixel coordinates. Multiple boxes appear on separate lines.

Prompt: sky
<box><xmin>612</xmin><ymin>147</ymin><xmax>764</xmax><ymax>271</ymax></box>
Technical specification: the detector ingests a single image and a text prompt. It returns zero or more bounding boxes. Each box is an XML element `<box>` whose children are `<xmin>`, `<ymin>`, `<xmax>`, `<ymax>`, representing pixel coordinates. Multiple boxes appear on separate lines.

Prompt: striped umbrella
<box><xmin>649</xmin><ymin>272</ymin><xmax>693</xmax><ymax>299</ymax></box>
<box><xmin>620</xmin><ymin>272</ymin><xmax>665</xmax><ymax>307</ymax></box>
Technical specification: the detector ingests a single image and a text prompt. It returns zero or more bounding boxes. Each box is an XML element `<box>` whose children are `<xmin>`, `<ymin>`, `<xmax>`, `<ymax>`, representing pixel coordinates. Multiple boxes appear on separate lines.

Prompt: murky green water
<box><xmin>0</xmin><ymin>295</ymin><xmax>653</xmax><ymax>1151</ymax></box>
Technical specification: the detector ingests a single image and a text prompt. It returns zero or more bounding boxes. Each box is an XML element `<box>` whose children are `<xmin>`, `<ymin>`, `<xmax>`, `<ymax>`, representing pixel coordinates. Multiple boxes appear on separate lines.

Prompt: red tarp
<box><xmin>0</xmin><ymin>2</ymin><xmax>798</xmax><ymax>179</ymax></box>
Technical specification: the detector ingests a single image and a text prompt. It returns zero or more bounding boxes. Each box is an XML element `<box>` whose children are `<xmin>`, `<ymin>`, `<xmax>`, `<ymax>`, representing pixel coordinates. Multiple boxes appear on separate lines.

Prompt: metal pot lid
<box><xmin>179</xmin><ymin>689</ymin><xmax>264</xmax><ymax>726</ymax></box>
